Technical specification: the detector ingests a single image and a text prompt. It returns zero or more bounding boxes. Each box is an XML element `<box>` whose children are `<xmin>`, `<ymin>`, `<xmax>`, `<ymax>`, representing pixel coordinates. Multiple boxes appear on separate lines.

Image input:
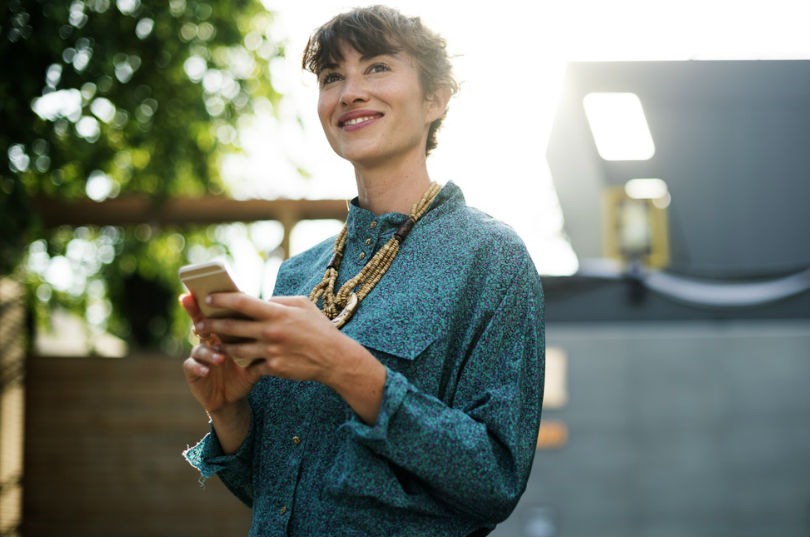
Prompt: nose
<box><xmin>339</xmin><ymin>73</ymin><xmax>369</xmax><ymax>106</ymax></box>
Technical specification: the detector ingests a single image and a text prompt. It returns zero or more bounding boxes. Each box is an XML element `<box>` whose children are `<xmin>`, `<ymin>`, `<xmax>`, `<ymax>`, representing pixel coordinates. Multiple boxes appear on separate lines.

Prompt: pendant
<box><xmin>331</xmin><ymin>292</ymin><xmax>359</xmax><ymax>327</ymax></box>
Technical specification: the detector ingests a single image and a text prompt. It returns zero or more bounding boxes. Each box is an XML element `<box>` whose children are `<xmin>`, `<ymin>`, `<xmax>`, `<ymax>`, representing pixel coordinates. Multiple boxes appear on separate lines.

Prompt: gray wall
<box><xmin>495</xmin><ymin>320</ymin><xmax>810</xmax><ymax>537</ymax></box>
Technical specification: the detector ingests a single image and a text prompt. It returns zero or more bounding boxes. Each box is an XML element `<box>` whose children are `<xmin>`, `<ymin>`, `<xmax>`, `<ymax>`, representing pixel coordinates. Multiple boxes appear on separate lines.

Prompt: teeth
<box><xmin>344</xmin><ymin>116</ymin><xmax>376</xmax><ymax>126</ymax></box>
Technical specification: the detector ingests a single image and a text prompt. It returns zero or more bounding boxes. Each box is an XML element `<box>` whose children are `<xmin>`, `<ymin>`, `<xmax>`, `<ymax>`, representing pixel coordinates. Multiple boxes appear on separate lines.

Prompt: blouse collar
<box><xmin>345</xmin><ymin>181</ymin><xmax>463</xmax><ymax>241</ymax></box>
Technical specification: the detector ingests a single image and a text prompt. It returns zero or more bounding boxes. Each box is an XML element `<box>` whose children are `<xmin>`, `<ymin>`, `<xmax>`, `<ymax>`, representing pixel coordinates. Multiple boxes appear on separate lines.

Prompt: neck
<box><xmin>353</xmin><ymin>158</ymin><xmax>433</xmax><ymax>215</ymax></box>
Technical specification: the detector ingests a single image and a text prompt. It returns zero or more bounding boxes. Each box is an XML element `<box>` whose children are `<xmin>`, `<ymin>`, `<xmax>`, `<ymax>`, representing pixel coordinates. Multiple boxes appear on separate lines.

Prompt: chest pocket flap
<box><xmin>341</xmin><ymin>277</ymin><xmax>450</xmax><ymax>361</ymax></box>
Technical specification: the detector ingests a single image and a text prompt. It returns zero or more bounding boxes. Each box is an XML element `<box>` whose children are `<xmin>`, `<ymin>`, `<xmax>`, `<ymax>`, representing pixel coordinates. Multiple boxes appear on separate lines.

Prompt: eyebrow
<box><xmin>361</xmin><ymin>51</ymin><xmax>398</xmax><ymax>61</ymax></box>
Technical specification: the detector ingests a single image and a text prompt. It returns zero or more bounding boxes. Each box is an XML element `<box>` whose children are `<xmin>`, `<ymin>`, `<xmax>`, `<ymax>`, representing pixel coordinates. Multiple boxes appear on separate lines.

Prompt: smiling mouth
<box><xmin>339</xmin><ymin>115</ymin><xmax>382</xmax><ymax>128</ymax></box>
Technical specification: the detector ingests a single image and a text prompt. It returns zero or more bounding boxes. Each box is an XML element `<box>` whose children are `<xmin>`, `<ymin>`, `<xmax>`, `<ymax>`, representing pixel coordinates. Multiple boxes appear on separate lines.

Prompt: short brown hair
<box><xmin>302</xmin><ymin>5</ymin><xmax>458</xmax><ymax>155</ymax></box>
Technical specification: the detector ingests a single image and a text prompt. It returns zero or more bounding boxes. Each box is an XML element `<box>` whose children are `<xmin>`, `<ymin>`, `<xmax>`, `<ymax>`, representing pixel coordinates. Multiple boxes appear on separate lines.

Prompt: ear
<box><xmin>424</xmin><ymin>85</ymin><xmax>452</xmax><ymax>123</ymax></box>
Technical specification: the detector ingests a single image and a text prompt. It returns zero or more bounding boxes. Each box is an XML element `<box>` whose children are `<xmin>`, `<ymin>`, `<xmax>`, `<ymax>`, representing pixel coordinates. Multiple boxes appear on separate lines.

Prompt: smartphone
<box><xmin>178</xmin><ymin>260</ymin><xmax>243</xmax><ymax>319</ymax></box>
<box><xmin>179</xmin><ymin>260</ymin><xmax>254</xmax><ymax>352</ymax></box>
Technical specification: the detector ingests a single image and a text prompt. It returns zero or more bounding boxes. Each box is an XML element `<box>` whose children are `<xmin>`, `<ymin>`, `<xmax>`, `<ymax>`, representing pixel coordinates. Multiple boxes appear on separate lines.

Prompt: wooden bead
<box><xmin>310</xmin><ymin>183</ymin><xmax>441</xmax><ymax>327</ymax></box>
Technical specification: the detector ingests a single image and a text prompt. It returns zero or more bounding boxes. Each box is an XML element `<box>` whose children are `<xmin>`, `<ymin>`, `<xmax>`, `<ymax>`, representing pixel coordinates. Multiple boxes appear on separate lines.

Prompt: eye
<box><xmin>320</xmin><ymin>71</ymin><xmax>343</xmax><ymax>86</ymax></box>
<box><xmin>367</xmin><ymin>62</ymin><xmax>391</xmax><ymax>75</ymax></box>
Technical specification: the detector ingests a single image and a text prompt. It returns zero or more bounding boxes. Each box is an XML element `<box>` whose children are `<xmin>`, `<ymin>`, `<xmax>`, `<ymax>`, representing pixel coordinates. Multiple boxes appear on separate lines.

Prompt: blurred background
<box><xmin>1</xmin><ymin>0</ymin><xmax>808</xmax><ymax>536</ymax></box>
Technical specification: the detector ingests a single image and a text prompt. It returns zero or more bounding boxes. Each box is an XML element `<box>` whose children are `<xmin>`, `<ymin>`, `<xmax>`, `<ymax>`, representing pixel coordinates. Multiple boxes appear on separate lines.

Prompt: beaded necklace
<box><xmin>310</xmin><ymin>182</ymin><xmax>442</xmax><ymax>328</ymax></box>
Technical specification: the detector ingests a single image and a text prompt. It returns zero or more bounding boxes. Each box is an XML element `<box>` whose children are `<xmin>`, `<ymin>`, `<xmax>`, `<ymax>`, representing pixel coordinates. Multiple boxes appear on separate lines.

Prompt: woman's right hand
<box><xmin>180</xmin><ymin>294</ymin><xmax>260</xmax><ymax>414</ymax></box>
<box><xmin>180</xmin><ymin>293</ymin><xmax>257</xmax><ymax>453</ymax></box>
<box><xmin>183</xmin><ymin>342</ymin><xmax>259</xmax><ymax>414</ymax></box>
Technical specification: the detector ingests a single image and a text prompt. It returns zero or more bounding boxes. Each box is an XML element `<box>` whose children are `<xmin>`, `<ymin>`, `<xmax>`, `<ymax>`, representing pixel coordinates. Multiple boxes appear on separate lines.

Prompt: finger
<box><xmin>206</xmin><ymin>291</ymin><xmax>281</xmax><ymax>320</ymax></box>
<box><xmin>180</xmin><ymin>293</ymin><xmax>204</xmax><ymax>321</ymax></box>
<box><xmin>182</xmin><ymin>356</ymin><xmax>210</xmax><ymax>379</ymax></box>
<box><xmin>223</xmin><ymin>344</ymin><xmax>302</xmax><ymax>381</ymax></box>
<box><xmin>219</xmin><ymin>340</ymin><xmax>270</xmax><ymax>366</ymax></box>
<box><xmin>242</xmin><ymin>353</ymin><xmax>290</xmax><ymax>379</ymax></box>
<box><xmin>190</xmin><ymin>343</ymin><xmax>226</xmax><ymax>366</ymax></box>
<box><xmin>201</xmin><ymin>318</ymin><xmax>261</xmax><ymax>342</ymax></box>
<box><xmin>269</xmin><ymin>296</ymin><xmax>325</xmax><ymax>318</ymax></box>
<box><xmin>181</xmin><ymin>294</ymin><xmax>212</xmax><ymax>340</ymax></box>
<box><xmin>268</xmin><ymin>295</ymin><xmax>311</xmax><ymax>307</ymax></box>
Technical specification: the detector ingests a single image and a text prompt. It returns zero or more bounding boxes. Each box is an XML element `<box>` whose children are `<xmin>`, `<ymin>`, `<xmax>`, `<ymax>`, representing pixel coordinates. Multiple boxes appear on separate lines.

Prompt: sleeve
<box><xmin>182</xmin><ymin>414</ymin><xmax>257</xmax><ymax>507</ymax></box>
<box><xmin>342</xmin><ymin>256</ymin><xmax>545</xmax><ymax>523</ymax></box>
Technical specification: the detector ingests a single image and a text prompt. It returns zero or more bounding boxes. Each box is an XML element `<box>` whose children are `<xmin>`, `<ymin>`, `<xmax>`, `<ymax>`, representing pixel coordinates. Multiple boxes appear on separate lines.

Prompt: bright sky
<box><xmin>222</xmin><ymin>0</ymin><xmax>810</xmax><ymax>282</ymax></box>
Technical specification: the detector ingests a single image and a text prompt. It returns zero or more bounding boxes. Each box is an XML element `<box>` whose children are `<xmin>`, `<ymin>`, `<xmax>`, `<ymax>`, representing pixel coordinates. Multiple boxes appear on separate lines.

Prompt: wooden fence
<box><xmin>23</xmin><ymin>354</ymin><xmax>251</xmax><ymax>537</ymax></box>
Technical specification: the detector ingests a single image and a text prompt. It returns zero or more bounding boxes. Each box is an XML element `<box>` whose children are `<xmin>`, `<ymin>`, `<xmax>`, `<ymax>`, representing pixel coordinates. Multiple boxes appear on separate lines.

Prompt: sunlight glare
<box><xmin>583</xmin><ymin>93</ymin><xmax>655</xmax><ymax>161</ymax></box>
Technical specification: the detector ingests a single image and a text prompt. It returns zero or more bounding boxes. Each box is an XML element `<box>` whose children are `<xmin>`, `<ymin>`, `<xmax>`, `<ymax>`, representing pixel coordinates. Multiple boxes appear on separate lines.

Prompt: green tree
<box><xmin>1</xmin><ymin>0</ymin><xmax>287</xmax><ymax>351</ymax></box>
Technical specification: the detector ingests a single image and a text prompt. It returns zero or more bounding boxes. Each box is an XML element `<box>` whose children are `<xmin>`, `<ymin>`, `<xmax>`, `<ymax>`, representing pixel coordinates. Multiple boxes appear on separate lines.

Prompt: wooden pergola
<box><xmin>33</xmin><ymin>195</ymin><xmax>351</xmax><ymax>258</ymax></box>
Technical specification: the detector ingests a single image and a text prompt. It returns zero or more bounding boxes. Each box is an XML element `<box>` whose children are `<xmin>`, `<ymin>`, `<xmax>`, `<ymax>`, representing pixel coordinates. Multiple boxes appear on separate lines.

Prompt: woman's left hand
<box><xmin>198</xmin><ymin>292</ymin><xmax>386</xmax><ymax>424</ymax></box>
<box><xmin>196</xmin><ymin>293</ymin><xmax>338</xmax><ymax>382</ymax></box>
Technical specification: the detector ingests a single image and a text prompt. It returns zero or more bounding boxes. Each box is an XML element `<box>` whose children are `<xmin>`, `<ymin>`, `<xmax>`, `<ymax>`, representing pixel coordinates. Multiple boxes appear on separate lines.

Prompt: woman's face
<box><xmin>317</xmin><ymin>41</ymin><xmax>445</xmax><ymax>169</ymax></box>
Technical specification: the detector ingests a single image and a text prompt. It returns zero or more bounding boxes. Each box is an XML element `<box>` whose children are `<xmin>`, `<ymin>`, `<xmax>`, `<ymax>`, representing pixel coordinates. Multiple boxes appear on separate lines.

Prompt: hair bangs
<box><xmin>304</xmin><ymin>12</ymin><xmax>403</xmax><ymax>75</ymax></box>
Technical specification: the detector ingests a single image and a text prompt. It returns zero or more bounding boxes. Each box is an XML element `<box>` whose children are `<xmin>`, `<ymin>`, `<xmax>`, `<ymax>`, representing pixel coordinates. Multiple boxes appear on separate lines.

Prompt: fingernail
<box><xmin>195</xmin><ymin>322</ymin><xmax>205</xmax><ymax>332</ymax></box>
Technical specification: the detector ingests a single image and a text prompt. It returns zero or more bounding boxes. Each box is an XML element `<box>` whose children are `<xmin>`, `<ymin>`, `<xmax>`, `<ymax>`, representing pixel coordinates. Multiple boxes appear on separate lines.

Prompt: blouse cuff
<box><xmin>343</xmin><ymin>366</ymin><xmax>409</xmax><ymax>441</ymax></box>
<box><xmin>183</xmin><ymin>419</ymin><xmax>254</xmax><ymax>478</ymax></box>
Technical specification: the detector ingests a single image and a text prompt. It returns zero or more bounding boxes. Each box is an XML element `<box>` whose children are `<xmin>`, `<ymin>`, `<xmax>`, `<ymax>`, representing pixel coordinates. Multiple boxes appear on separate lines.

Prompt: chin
<box><xmin>338</xmin><ymin>145</ymin><xmax>387</xmax><ymax>165</ymax></box>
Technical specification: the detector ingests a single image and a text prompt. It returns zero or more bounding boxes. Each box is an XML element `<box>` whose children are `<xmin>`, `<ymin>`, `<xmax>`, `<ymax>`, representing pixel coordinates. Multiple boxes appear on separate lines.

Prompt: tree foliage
<box><xmin>1</xmin><ymin>0</ymin><xmax>288</xmax><ymax>351</ymax></box>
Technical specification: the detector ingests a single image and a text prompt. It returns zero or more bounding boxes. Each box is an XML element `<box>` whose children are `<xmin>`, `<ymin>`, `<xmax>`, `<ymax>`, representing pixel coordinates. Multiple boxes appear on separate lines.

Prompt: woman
<box><xmin>181</xmin><ymin>6</ymin><xmax>544</xmax><ymax>536</ymax></box>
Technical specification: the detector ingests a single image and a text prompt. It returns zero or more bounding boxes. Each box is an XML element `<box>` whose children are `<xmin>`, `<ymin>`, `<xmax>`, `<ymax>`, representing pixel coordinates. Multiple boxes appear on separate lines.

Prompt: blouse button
<box><xmin>292</xmin><ymin>435</ymin><xmax>301</xmax><ymax>445</ymax></box>
<box><xmin>359</xmin><ymin>252</ymin><xmax>366</xmax><ymax>260</ymax></box>
<box><xmin>370</xmin><ymin>221</ymin><xmax>377</xmax><ymax>229</ymax></box>
<box><xmin>280</xmin><ymin>505</ymin><xmax>288</xmax><ymax>515</ymax></box>
<box><xmin>365</xmin><ymin>238</ymin><xmax>372</xmax><ymax>246</ymax></box>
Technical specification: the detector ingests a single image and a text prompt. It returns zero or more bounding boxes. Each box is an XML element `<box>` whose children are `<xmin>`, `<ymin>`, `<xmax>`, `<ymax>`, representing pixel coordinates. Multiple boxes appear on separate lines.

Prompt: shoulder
<box><xmin>403</xmin><ymin>196</ymin><xmax>541</xmax><ymax>314</ymax></box>
<box><xmin>459</xmin><ymin>205</ymin><xmax>527</xmax><ymax>251</ymax></box>
<box><xmin>426</xmin><ymin>183</ymin><xmax>529</xmax><ymax>255</ymax></box>
<box><xmin>426</xmin><ymin>200</ymin><xmax>533</xmax><ymax>274</ymax></box>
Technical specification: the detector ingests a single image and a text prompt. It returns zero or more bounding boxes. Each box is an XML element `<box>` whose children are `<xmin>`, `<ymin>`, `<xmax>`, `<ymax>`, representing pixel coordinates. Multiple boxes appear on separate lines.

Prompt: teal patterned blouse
<box><xmin>184</xmin><ymin>182</ymin><xmax>545</xmax><ymax>537</ymax></box>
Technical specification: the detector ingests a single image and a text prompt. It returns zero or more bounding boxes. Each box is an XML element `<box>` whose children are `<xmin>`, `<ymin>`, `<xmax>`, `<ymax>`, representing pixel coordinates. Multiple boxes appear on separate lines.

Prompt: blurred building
<box><xmin>494</xmin><ymin>60</ymin><xmax>810</xmax><ymax>537</ymax></box>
